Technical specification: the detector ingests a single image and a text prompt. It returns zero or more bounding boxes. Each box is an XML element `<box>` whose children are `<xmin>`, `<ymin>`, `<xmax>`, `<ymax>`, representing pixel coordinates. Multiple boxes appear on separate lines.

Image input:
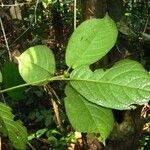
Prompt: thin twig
<box><xmin>34</xmin><ymin>0</ymin><xmax>39</xmax><ymax>24</ymax></box>
<box><xmin>27</xmin><ymin>142</ymin><xmax>36</xmax><ymax>150</ymax></box>
<box><xmin>45</xmin><ymin>85</ymin><xmax>64</xmax><ymax>133</ymax></box>
<box><xmin>143</xmin><ymin>14</ymin><xmax>150</xmax><ymax>33</ymax></box>
<box><xmin>74</xmin><ymin>0</ymin><xmax>77</xmax><ymax>30</ymax></box>
<box><xmin>0</xmin><ymin>136</ymin><xmax>1</xmax><ymax>150</ymax></box>
<box><xmin>1</xmin><ymin>92</ymin><xmax>6</xmax><ymax>104</ymax></box>
<box><xmin>48</xmin><ymin>86</ymin><xmax>61</xmax><ymax>105</ymax></box>
<box><xmin>0</xmin><ymin>2</ymin><xmax>29</xmax><ymax>7</ymax></box>
<box><xmin>0</xmin><ymin>18</ymin><xmax>12</xmax><ymax>61</ymax></box>
<box><xmin>10</xmin><ymin>27</ymin><xmax>30</xmax><ymax>47</ymax></box>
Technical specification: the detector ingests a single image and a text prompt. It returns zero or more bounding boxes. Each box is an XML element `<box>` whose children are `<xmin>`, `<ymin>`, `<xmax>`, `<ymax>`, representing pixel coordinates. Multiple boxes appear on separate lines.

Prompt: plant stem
<box><xmin>0</xmin><ymin>82</ymin><xmax>30</xmax><ymax>93</ymax></box>
<box><xmin>0</xmin><ymin>136</ymin><xmax>1</xmax><ymax>150</ymax></box>
<box><xmin>27</xmin><ymin>142</ymin><xmax>36</xmax><ymax>150</ymax></box>
<box><xmin>0</xmin><ymin>2</ymin><xmax>29</xmax><ymax>7</ymax></box>
<box><xmin>34</xmin><ymin>0</ymin><xmax>39</xmax><ymax>24</ymax></box>
<box><xmin>10</xmin><ymin>27</ymin><xmax>30</xmax><ymax>47</ymax></box>
<box><xmin>0</xmin><ymin>18</ymin><xmax>12</xmax><ymax>61</ymax></box>
<box><xmin>47</xmin><ymin>86</ymin><xmax>61</xmax><ymax>105</ymax></box>
<box><xmin>0</xmin><ymin>76</ymin><xmax>65</xmax><ymax>94</ymax></box>
<box><xmin>143</xmin><ymin>14</ymin><xmax>150</xmax><ymax>33</ymax></box>
<box><xmin>45</xmin><ymin>85</ymin><xmax>64</xmax><ymax>132</ymax></box>
<box><xmin>74</xmin><ymin>0</ymin><xmax>77</xmax><ymax>30</ymax></box>
<box><xmin>0</xmin><ymin>75</ymin><xmax>102</xmax><ymax>94</ymax></box>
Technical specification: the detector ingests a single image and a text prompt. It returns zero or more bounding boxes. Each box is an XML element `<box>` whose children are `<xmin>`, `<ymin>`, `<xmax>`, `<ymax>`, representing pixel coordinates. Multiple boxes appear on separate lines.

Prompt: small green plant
<box><xmin>0</xmin><ymin>15</ymin><xmax>149</xmax><ymax>149</ymax></box>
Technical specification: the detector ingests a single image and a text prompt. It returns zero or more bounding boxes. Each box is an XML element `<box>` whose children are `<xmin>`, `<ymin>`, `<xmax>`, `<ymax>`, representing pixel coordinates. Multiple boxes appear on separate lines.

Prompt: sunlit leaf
<box><xmin>42</xmin><ymin>0</ymin><xmax>52</xmax><ymax>8</ymax></box>
<box><xmin>70</xmin><ymin>59</ymin><xmax>150</xmax><ymax>110</ymax></box>
<box><xmin>17</xmin><ymin>45</ymin><xmax>55</xmax><ymax>85</ymax></box>
<box><xmin>66</xmin><ymin>15</ymin><xmax>118</xmax><ymax>68</ymax></box>
<box><xmin>65</xmin><ymin>86</ymin><xmax>114</xmax><ymax>142</ymax></box>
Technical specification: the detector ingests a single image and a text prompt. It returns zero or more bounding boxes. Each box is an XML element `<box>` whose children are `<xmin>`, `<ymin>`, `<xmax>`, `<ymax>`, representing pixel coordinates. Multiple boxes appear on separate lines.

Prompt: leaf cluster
<box><xmin>0</xmin><ymin>14</ymin><xmax>150</xmax><ymax>149</ymax></box>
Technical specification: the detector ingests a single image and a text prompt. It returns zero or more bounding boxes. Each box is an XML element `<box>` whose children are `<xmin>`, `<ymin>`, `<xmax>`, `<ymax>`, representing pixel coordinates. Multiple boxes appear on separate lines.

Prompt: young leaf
<box><xmin>65</xmin><ymin>15</ymin><xmax>118</xmax><ymax>68</ymax></box>
<box><xmin>0</xmin><ymin>71</ymin><xmax>2</xmax><ymax>83</ymax></box>
<box><xmin>70</xmin><ymin>59</ymin><xmax>150</xmax><ymax>110</ymax></box>
<box><xmin>0</xmin><ymin>102</ymin><xmax>28</xmax><ymax>150</ymax></box>
<box><xmin>65</xmin><ymin>86</ymin><xmax>114</xmax><ymax>142</ymax></box>
<box><xmin>17</xmin><ymin>45</ymin><xmax>55</xmax><ymax>85</ymax></box>
<box><xmin>2</xmin><ymin>62</ymin><xmax>25</xmax><ymax>101</ymax></box>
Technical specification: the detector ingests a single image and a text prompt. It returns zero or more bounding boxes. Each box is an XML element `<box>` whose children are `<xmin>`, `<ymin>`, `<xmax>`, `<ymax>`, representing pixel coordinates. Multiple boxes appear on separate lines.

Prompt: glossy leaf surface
<box><xmin>66</xmin><ymin>15</ymin><xmax>118</xmax><ymax>68</ymax></box>
<box><xmin>70</xmin><ymin>59</ymin><xmax>150</xmax><ymax>110</ymax></box>
<box><xmin>17</xmin><ymin>45</ymin><xmax>55</xmax><ymax>85</ymax></box>
<box><xmin>65</xmin><ymin>86</ymin><xmax>114</xmax><ymax>142</ymax></box>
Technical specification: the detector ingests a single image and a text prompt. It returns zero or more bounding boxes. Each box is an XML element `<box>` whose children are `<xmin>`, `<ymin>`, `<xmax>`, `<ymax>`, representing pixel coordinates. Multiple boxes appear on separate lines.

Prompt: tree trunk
<box><xmin>81</xmin><ymin>0</ymin><xmax>107</xmax><ymax>19</ymax></box>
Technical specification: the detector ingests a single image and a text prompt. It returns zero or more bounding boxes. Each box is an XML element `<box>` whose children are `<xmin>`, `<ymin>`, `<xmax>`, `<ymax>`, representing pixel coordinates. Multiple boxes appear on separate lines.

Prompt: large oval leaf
<box><xmin>65</xmin><ymin>15</ymin><xmax>118</xmax><ymax>68</ymax></box>
<box><xmin>17</xmin><ymin>45</ymin><xmax>55</xmax><ymax>85</ymax></box>
<box><xmin>65</xmin><ymin>86</ymin><xmax>114</xmax><ymax>142</ymax></box>
<box><xmin>70</xmin><ymin>59</ymin><xmax>150</xmax><ymax>110</ymax></box>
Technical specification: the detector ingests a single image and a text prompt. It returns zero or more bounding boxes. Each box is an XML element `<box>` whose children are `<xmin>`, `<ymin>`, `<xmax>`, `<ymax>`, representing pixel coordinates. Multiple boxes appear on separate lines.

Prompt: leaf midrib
<box><xmin>70</xmin><ymin>77</ymin><xmax>150</xmax><ymax>93</ymax></box>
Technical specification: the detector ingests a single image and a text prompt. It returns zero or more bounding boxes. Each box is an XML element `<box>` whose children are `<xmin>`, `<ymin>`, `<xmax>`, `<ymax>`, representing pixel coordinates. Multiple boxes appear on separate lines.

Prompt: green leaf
<box><xmin>42</xmin><ymin>0</ymin><xmax>51</xmax><ymax>8</ymax></box>
<box><xmin>17</xmin><ymin>45</ymin><xmax>55</xmax><ymax>85</ymax></box>
<box><xmin>70</xmin><ymin>59</ymin><xmax>150</xmax><ymax>110</ymax></box>
<box><xmin>28</xmin><ymin>128</ymin><xmax>47</xmax><ymax>141</ymax></box>
<box><xmin>2</xmin><ymin>62</ymin><xmax>25</xmax><ymax>101</ymax></box>
<box><xmin>142</xmin><ymin>33</ymin><xmax>150</xmax><ymax>41</ymax></box>
<box><xmin>36</xmin><ymin>128</ymin><xmax>47</xmax><ymax>138</ymax></box>
<box><xmin>0</xmin><ymin>102</ymin><xmax>28</xmax><ymax>150</ymax></box>
<box><xmin>0</xmin><ymin>71</ymin><xmax>2</xmax><ymax>83</ymax></box>
<box><xmin>65</xmin><ymin>86</ymin><xmax>114</xmax><ymax>142</ymax></box>
<box><xmin>65</xmin><ymin>15</ymin><xmax>118</xmax><ymax>68</ymax></box>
